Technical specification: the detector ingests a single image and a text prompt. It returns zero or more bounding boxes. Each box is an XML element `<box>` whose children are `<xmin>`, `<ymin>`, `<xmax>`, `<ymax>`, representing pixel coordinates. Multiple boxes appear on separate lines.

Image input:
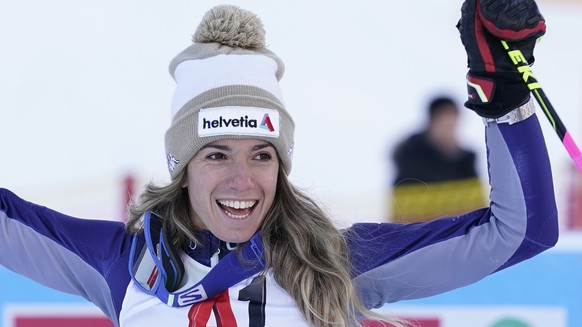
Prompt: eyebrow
<box><xmin>252</xmin><ymin>143</ymin><xmax>274</xmax><ymax>151</ymax></box>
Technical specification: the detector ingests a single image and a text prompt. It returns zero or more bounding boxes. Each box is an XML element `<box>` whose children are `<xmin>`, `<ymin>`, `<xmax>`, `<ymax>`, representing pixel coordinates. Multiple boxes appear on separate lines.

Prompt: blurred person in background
<box><xmin>389</xmin><ymin>95</ymin><xmax>486</xmax><ymax>222</ymax></box>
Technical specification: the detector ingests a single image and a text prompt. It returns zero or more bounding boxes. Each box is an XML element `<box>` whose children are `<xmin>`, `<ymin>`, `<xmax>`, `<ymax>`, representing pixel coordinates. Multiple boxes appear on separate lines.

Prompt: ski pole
<box><xmin>501</xmin><ymin>40</ymin><xmax>582</xmax><ymax>173</ymax></box>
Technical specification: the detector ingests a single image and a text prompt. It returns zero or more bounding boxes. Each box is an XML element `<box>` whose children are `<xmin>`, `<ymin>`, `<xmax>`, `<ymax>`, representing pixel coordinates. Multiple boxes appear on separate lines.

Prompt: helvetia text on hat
<box><xmin>202</xmin><ymin>116</ymin><xmax>258</xmax><ymax>129</ymax></box>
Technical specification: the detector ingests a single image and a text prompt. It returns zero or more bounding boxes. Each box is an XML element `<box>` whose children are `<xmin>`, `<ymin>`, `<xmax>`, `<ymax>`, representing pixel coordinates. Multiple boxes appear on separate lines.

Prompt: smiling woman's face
<box><xmin>183</xmin><ymin>138</ymin><xmax>279</xmax><ymax>243</ymax></box>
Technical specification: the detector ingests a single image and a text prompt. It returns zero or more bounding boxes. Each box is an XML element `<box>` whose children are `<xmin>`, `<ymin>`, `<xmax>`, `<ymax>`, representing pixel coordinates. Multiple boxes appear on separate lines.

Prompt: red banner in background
<box><xmin>14</xmin><ymin>317</ymin><xmax>112</xmax><ymax>327</ymax></box>
<box><xmin>5</xmin><ymin>305</ymin><xmax>112</xmax><ymax>327</ymax></box>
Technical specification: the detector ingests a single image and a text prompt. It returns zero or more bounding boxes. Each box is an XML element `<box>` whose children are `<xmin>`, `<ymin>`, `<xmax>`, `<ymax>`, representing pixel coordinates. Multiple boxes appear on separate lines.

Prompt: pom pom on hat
<box><xmin>193</xmin><ymin>5</ymin><xmax>266</xmax><ymax>49</ymax></box>
<box><xmin>164</xmin><ymin>5</ymin><xmax>295</xmax><ymax>180</ymax></box>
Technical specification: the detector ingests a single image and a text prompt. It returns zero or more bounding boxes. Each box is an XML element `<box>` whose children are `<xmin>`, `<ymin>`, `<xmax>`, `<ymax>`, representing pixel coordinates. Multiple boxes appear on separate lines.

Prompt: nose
<box><xmin>227</xmin><ymin>159</ymin><xmax>255</xmax><ymax>191</ymax></box>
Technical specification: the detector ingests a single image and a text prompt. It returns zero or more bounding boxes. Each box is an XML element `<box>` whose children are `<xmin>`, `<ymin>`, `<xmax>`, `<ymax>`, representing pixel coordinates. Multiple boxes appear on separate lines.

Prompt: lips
<box><xmin>217</xmin><ymin>200</ymin><xmax>257</xmax><ymax>219</ymax></box>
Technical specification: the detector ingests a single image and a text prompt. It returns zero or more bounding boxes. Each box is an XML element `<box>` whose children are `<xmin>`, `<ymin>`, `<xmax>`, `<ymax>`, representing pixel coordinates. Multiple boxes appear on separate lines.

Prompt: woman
<box><xmin>0</xmin><ymin>2</ymin><xmax>557</xmax><ymax>327</ymax></box>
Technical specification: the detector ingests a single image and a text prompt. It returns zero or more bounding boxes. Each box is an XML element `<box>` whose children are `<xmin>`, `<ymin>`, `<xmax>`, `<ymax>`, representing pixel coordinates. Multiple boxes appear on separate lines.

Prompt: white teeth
<box><xmin>218</xmin><ymin>200</ymin><xmax>256</xmax><ymax>210</ymax></box>
<box><xmin>217</xmin><ymin>200</ymin><xmax>256</xmax><ymax>220</ymax></box>
<box><xmin>224</xmin><ymin>211</ymin><xmax>249</xmax><ymax>220</ymax></box>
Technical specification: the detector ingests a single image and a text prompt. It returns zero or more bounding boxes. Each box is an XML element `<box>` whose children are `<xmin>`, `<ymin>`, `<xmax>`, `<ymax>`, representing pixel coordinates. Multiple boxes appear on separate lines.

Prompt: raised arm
<box><xmin>348</xmin><ymin>0</ymin><xmax>559</xmax><ymax>308</ymax></box>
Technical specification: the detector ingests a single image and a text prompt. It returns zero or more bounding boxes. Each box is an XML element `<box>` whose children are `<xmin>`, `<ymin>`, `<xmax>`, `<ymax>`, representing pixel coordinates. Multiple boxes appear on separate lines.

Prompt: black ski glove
<box><xmin>457</xmin><ymin>0</ymin><xmax>546</xmax><ymax>118</ymax></box>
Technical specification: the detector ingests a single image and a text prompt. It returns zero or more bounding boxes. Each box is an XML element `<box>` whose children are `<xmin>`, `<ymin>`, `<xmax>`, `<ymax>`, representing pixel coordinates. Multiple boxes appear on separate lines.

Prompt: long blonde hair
<box><xmin>127</xmin><ymin>169</ymin><xmax>403</xmax><ymax>327</ymax></box>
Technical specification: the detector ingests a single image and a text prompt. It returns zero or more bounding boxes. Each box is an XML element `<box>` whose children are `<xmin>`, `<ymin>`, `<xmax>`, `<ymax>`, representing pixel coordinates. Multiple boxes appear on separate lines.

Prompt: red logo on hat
<box><xmin>260</xmin><ymin>114</ymin><xmax>275</xmax><ymax>132</ymax></box>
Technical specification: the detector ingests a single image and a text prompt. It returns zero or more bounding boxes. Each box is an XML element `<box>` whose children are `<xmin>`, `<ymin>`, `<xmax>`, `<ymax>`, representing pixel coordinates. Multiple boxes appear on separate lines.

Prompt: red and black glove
<box><xmin>457</xmin><ymin>0</ymin><xmax>546</xmax><ymax>118</ymax></box>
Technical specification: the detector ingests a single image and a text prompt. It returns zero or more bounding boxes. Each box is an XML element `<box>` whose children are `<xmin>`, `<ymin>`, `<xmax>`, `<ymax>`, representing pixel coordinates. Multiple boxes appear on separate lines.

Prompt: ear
<box><xmin>180</xmin><ymin>168</ymin><xmax>189</xmax><ymax>188</ymax></box>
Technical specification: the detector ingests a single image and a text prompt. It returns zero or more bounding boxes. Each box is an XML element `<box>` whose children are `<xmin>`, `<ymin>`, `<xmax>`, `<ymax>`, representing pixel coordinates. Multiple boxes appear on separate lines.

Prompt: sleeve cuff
<box><xmin>482</xmin><ymin>97</ymin><xmax>536</xmax><ymax>125</ymax></box>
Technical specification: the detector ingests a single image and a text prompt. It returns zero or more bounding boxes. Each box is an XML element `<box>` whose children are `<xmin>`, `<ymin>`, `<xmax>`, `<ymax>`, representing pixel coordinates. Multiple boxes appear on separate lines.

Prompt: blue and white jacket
<box><xmin>0</xmin><ymin>114</ymin><xmax>558</xmax><ymax>326</ymax></box>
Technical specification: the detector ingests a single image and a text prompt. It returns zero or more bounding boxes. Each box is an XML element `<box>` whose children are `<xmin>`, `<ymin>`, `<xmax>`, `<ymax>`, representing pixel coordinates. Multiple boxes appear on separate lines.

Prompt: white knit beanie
<box><xmin>165</xmin><ymin>5</ymin><xmax>295</xmax><ymax>180</ymax></box>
